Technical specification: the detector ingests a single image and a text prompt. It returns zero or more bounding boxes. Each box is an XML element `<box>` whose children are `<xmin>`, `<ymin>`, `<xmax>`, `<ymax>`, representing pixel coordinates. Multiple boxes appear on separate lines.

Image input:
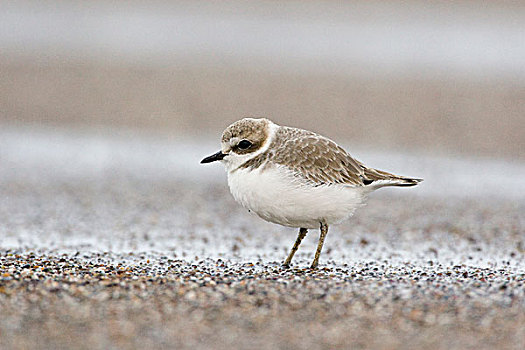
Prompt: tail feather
<box><xmin>362</xmin><ymin>167</ymin><xmax>423</xmax><ymax>188</ymax></box>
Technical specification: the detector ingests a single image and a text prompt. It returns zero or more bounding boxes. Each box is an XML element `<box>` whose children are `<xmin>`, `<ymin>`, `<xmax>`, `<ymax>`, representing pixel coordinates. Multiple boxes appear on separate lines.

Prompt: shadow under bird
<box><xmin>201</xmin><ymin>118</ymin><xmax>422</xmax><ymax>268</ymax></box>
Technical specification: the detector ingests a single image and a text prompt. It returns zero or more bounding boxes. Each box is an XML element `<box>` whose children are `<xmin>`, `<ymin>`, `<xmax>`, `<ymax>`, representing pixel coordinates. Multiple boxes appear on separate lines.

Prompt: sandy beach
<box><xmin>1</xmin><ymin>128</ymin><xmax>524</xmax><ymax>349</ymax></box>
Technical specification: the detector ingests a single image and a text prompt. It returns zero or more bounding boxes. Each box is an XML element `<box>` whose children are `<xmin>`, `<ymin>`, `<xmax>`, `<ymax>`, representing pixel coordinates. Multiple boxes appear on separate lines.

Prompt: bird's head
<box><xmin>200</xmin><ymin>118</ymin><xmax>273</xmax><ymax>170</ymax></box>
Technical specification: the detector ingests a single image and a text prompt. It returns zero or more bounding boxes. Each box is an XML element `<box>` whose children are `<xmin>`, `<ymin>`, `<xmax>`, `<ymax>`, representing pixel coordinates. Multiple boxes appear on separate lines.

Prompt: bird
<box><xmin>201</xmin><ymin>118</ymin><xmax>422</xmax><ymax>268</ymax></box>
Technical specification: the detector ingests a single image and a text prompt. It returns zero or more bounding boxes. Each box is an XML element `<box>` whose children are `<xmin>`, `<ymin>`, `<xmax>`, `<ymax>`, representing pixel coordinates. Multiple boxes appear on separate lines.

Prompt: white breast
<box><xmin>227</xmin><ymin>165</ymin><xmax>365</xmax><ymax>229</ymax></box>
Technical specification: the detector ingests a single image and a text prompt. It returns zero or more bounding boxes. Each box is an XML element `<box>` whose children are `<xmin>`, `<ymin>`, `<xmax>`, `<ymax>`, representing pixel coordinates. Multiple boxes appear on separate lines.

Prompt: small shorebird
<box><xmin>201</xmin><ymin>118</ymin><xmax>422</xmax><ymax>268</ymax></box>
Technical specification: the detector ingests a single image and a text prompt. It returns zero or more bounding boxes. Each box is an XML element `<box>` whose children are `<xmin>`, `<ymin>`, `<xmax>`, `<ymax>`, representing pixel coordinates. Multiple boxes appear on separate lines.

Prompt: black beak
<box><xmin>200</xmin><ymin>151</ymin><xmax>226</xmax><ymax>164</ymax></box>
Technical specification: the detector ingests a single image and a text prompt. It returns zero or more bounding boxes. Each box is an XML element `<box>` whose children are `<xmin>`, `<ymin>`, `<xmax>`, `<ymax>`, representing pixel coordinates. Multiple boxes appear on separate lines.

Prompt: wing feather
<box><xmin>269</xmin><ymin>127</ymin><xmax>364</xmax><ymax>186</ymax></box>
<box><xmin>238</xmin><ymin>124</ymin><xmax>422</xmax><ymax>188</ymax></box>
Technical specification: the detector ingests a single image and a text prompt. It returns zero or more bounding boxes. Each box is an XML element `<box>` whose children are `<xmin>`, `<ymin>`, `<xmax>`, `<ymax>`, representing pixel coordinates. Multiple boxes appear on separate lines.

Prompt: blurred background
<box><xmin>1</xmin><ymin>0</ymin><xmax>524</xmax><ymax>160</ymax></box>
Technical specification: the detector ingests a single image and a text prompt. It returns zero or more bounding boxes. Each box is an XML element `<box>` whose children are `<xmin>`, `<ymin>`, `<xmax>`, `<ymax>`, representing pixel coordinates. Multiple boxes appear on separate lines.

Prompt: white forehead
<box><xmin>226</xmin><ymin>136</ymin><xmax>241</xmax><ymax>147</ymax></box>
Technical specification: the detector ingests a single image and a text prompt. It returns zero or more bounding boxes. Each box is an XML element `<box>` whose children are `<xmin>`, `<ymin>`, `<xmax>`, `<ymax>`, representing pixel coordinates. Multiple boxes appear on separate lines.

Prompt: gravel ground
<box><xmin>1</xmin><ymin>130</ymin><xmax>524</xmax><ymax>350</ymax></box>
<box><xmin>1</xmin><ymin>249</ymin><xmax>524</xmax><ymax>350</ymax></box>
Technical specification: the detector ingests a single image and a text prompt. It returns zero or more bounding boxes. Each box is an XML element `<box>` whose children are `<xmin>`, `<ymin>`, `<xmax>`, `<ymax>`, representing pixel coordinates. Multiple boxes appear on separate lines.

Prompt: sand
<box><xmin>1</xmin><ymin>137</ymin><xmax>524</xmax><ymax>349</ymax></box>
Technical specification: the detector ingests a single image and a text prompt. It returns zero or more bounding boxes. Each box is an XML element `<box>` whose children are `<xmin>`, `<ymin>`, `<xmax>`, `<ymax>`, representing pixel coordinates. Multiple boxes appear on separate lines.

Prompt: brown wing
<box><xmin>238</xmin><ymin>125</ymin><xmax>422</xmax><ymax>187</ymax></box>
<box><xmin>269</xmin><ymin>127</ymin><xmax>365</xmax><ymax>186</ymax></box>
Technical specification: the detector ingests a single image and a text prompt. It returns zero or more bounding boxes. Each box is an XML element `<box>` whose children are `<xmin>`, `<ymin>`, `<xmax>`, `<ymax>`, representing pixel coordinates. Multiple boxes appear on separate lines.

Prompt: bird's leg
<box><xmin>283</xmin><ymin>228</ymin><xmax>308</xmax><ymax>267</ymax></box>
<box><xmin>310</xmin><ymin>222</ymin><xmax>328</xmax><ymax>269</ymax></box>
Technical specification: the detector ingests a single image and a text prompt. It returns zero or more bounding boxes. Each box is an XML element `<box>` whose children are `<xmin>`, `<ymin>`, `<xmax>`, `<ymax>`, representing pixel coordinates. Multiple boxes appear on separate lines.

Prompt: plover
<box><xmin>201</xmin><ymin>118</ymin><xmax>422</xmax><ymax>268</ymax></box>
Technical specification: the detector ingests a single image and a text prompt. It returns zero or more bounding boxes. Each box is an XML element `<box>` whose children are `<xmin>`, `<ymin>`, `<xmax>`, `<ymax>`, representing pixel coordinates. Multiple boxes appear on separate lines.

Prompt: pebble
<box><xmin>0</xmin><ymin>250</ymin><xmax>524</xmax><ymax>349</ymax></box>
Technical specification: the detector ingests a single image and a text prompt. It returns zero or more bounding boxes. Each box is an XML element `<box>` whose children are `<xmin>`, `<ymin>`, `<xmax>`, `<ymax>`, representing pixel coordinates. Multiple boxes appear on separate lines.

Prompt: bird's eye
<box><xmin>238</xmin><ymin>140</ymin><xmax>252</xmax><ymax>150</ymax></box>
